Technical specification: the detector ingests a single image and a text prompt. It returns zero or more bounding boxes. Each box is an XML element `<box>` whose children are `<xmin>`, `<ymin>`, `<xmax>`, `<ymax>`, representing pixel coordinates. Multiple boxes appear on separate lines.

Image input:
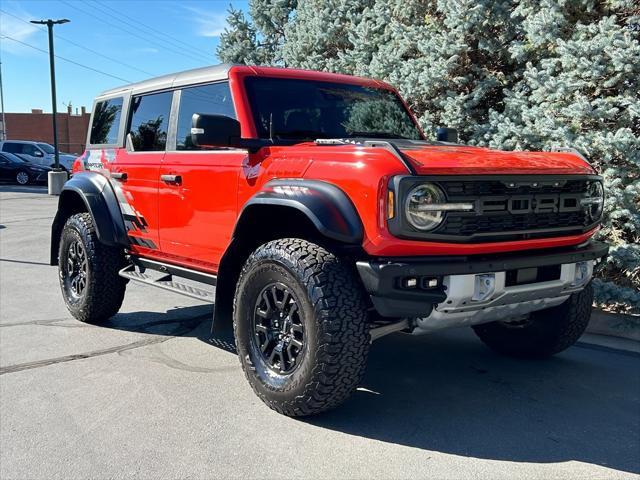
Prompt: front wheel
<box><xmin>233</xmin><ymin>238</ymin><xmax>370</xmax><ymax>417</ymax></box>
<box><xmin>472</xmin><ymin>283</ymin><xmax>593</xmax><ymax>358</ymax></box>
<box><xmin>15</xmin><ymin>170</ymin><xmax>29</xmax><ymax>185</ymax></box>
<box><xmin>58</xmin><ymin>213</ymin><xmax>127</xmax><ymax>323</ymax></box>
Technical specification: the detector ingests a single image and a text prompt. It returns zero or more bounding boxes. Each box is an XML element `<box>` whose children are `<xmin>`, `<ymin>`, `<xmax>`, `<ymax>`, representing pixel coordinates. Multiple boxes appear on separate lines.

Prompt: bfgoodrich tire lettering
<box><xmin>472</xmin><ymin>282</ymin><xmax>594</xmax><ymax>358</ymax></box>
<box><xmin>58</xmin><ymin>213</ymin><xmax>127</xmax><ymax>324</ymax></box>
<box><xmin>233</xmin><ymin>238</ymin><xmax>370</xmax><ymax>417</ymax></box>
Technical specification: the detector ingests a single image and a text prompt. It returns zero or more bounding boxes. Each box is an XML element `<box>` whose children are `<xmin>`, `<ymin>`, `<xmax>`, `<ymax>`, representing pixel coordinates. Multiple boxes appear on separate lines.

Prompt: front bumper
<box><xmin>356</xmin><ymin>241</ymin><xmax>609</xmax><ymax>319</ymax></box>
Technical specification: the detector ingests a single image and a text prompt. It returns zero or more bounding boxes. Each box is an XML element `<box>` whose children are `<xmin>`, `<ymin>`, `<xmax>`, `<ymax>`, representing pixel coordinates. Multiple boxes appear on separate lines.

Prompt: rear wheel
<box><xmin>234</xmin><ymin>238</ymin><xmax>370</xmax><ymax>417</ymax></box>
<box><xmin>58</xmin><ymin>213</ymin><xmax>127</xmax><ymax>323</ymax></box>
<box><xmin>472</xmin><ymin>283</ymin><xmax>593</xmax><ymax>358</ymax></box>
<box><xmin>15</xmin><ymin>171</ymin><xmax>29</xmax><ymax>185</ymax></box>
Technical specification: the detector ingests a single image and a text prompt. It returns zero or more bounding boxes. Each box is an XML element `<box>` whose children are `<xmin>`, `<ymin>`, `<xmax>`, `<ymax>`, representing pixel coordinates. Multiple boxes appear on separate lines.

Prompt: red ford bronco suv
<box><xmin>51</xmin><ymin>64</ymin><xmax>608</xmax><ymax>416</ymax></box>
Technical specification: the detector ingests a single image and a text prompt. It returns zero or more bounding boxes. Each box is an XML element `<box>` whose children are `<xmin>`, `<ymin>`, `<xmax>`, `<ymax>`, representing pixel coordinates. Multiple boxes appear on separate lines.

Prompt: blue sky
<box><xmin>0</xmin><ymin>0</ymin><xmax>248</xmax><ymax>113</ymax></box>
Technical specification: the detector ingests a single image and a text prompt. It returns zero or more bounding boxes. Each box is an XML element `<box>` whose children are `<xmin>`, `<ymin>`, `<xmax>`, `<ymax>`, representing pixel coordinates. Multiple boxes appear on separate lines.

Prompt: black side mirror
<box><xmin>191</xmin><ymin>113</ymin><xmax>241</xmax><ymax>149</ymax></box>
<box><xmin>436</xmin><ymin>127</ymin><xmax>458</xmax><ymax>143</ymax></box>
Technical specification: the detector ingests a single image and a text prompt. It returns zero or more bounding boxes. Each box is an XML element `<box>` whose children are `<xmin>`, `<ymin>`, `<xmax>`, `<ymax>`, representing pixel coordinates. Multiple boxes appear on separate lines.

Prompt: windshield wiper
<box><xmin>273</xmin><ymin>130</ymin><xmax>327</xmax><ymax>140</ymax></box>
<box><xmin>346</xmin><ymin>131</ymin><xmax>409</xmax><ymax>139</ymax></box>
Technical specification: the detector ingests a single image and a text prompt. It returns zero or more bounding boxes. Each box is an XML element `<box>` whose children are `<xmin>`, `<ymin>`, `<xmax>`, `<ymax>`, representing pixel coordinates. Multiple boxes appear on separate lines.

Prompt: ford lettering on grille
<box><xmin>478</xmin><ymin>193</ymin><xmax>583</xmax><ymax>215</ymax></box>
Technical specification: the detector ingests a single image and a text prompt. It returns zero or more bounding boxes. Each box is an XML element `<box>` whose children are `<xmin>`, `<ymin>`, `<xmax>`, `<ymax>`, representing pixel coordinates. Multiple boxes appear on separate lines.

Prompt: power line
<box><xmin>59</xmin><ymin>0</ymin><xmax>212</xmax><ymax>66</ymax></box>
<box><xmin>0</xmin><ymin>9</ymin><xmax>157</xmax><ymax>77</ymax></box>
<box><xmin>88</xmin><ymin>0</ymin><xmax>205</xmax><ymax>54</ymax></box>
<box><xmin>0</xmin><ymin>35</ymin><xmax>132</xmax><ymax>83</ymax></box>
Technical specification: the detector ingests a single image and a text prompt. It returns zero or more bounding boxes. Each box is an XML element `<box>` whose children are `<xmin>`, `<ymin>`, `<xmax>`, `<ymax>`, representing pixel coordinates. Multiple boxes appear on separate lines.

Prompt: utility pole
<box><xmin>31</xmin><ymin>18</ymin><xmax>69</xmax><ymax>194</ymax></box>
<box><xmin>0</xmin><ymin>60</ymin><xmax>6</xmax><ymax>141</ymax></box>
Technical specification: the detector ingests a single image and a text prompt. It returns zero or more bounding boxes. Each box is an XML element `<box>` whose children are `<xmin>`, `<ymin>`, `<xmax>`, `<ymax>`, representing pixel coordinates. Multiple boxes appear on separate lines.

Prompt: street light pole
<box><xmin>31</xmin><ymin>18</ymin><xmax>69</xmax><ymax>194</ymax></box>
<box><xmin>0</xmin><ymin>60</ymin><xmax>6</xmax><ymax>141</ymax></box>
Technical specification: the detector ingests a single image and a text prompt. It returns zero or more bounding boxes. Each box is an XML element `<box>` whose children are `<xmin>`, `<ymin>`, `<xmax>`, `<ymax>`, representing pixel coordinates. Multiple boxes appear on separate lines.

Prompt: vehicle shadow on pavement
<box><xmin>305</xmin><ymin>329</ymin><xmax>640</xmax><ymax>475</ymax></box>
<box><xmin>102</xmin><ymin>304</ymin><xmax>237</xmax><ymax>354</ymax></box>
<box><xmin>99</xmin><ymin>306</ymin><xmax>639</xmax><ymax>474</ymax></box>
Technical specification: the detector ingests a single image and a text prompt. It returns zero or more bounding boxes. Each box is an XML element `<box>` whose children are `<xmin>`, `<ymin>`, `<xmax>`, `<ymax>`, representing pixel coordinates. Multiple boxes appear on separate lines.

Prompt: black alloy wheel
<box><xmin>233</xmin><ymin>238</ymin><xmax>371</xmax><ymax>417</ymax></box>
<box><xmin>65</xmin><ymin>239</ymin><xmax>88</xmax><ymax>299</ymax></box>
<box><xmin>252</xmin><ymin>282</ymin><xmax>305</xmax><ymax>374</ymax></box>
<box><xmin>58</xmin><ymin>213</ymin><xmax>127</xmax><ymax>323</ymax></box>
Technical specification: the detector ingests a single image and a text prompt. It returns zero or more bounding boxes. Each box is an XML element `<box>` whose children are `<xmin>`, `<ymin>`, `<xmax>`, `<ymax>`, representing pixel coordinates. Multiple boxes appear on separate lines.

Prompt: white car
<box><xmin>0</xmin><ymin>140</ymin><xmax>76</xmax><ymax>171</ymax></box>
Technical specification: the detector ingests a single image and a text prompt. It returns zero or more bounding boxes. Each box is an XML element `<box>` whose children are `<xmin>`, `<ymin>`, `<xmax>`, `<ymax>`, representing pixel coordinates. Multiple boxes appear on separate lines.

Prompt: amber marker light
<box><xmin>387</xmin><ymin>190</ymin><xmax>395</xmax><ymax>219</ymax></box>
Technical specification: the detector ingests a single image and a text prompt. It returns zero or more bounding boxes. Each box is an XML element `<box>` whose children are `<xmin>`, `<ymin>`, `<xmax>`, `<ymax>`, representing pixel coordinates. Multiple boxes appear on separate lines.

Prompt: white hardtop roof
<box><xmin>96</xmin><ymin>63</ymin><xmax>236</xmax><ymax>99</ymax></box>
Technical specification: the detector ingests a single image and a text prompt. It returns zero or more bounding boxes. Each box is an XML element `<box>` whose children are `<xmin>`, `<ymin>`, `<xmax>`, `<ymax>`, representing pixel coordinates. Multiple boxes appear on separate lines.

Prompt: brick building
<box><xmin>3</xmin><ymin>106</ymin><xmax>91</xmax><ymax>155</ymax></box>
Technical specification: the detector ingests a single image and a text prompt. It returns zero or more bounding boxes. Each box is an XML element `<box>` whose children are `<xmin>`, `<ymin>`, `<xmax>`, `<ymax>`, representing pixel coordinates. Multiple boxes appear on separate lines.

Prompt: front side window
<box><xmin>176</xmin><ymin>82</ymin><xmax>236</xmax><ymax>150</ymax></box>
<box><xmin>244</xmin><ymin>77</ymin><xmax>423</xmax><ymax>141</ymax></box>
<box><xmin>90</xmin><ymin>97</ymin><xmax>123</xmax><ymax>145</ymax></box>
<box><xmin>22</xmin><ymin>144</ymin><xmax>40</xmax><ymax>156</ymax></box>
<box><xmin>128</xmin><ymin>91</ymin><xmax>172</xmax><ymax>151</ymax></box>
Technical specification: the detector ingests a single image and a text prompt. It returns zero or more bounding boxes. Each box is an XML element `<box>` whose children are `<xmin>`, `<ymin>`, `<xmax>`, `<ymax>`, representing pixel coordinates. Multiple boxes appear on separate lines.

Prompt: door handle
<box><xmin>161</xmin><ymin>174</ymin><xmax>182</xmax><ymax>185</ymax></box>
<box><xmin>111</xmin><ymin>172</ymin><xmax>127</xmax><ymax>181</ymax></box>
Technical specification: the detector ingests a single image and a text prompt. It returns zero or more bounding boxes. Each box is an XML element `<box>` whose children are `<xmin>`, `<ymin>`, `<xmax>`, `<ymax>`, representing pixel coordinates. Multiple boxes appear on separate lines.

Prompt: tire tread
<box><xmin>234</xmin><ymin>238</ymin><xmax>370</xmax><ymax>416</ymax></box>
<box><xmin>59</xmin><ymin>213</ymin><xmax>126</xmax><ymax>323</ymax></box>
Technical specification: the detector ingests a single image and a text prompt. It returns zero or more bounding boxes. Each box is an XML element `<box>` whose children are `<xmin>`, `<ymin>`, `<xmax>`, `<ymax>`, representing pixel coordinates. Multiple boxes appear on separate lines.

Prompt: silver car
<box><xmin>0</xmin><ymin>140</ymin><xmax>76</xmax><ymax>171</ymax></box>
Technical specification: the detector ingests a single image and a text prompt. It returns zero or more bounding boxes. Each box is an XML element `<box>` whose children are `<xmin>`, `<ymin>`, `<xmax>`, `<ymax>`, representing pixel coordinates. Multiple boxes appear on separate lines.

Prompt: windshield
<box><xmin>37</xmin><ymin>143</ymin><xmax>55</xmax><ymax>154</ymax></box>
<box><xmin>0</xmin><ymin>152</ymin><xmax>28</xmax><ymax>163</ymax></box>
<box><xmin>244</xmin><ymin>77</ymin><xmax>423</xmax><ymax>141</ymax></box>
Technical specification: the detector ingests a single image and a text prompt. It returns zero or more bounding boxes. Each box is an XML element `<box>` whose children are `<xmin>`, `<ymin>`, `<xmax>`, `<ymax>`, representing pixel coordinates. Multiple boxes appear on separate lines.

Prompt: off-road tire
<box><xmin>233</xmin><ymin>238</ymin><xmax>370</xmax><ymax>417</ymax></box>
<box><xmin>472</xmin><ymin>282</ymin><xmax>593</xmax><ymax>358</ymax></box>
<box><xmin>58</xmin><ymin>213</ymin><xmax>127</xmax><ymax>324</ymax></box>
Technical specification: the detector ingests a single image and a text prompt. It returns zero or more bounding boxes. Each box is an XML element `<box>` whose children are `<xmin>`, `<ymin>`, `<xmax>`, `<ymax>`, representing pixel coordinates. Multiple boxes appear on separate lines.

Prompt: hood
<box><xmin>395</xmin><ymin>142</ymin><xmax>594</xmax><ymax>175</ymax></box>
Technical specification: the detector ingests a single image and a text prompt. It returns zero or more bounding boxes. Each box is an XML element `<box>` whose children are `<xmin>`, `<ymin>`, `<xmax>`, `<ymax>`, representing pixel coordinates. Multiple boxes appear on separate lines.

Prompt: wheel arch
<box><xmin>213</xmin><ymin>180</ymin><xmax>365</xmax><ymax>328</ymax></box>
<box><xmin>50</xmin><ymin>172</ymin><xmax>127</xmax><ymax>265</ymax></box>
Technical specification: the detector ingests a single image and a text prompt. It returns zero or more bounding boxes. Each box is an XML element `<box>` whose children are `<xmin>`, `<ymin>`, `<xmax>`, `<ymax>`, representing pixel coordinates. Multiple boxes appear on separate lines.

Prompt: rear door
<box><xmin>2</xmin><ymin>143</ymin><xmax>40</xmax><ymax>166</ymax></box>
<box><xmin>158</xmin><ymin>82</ymin><xmax>242</xmax><ymax>270</ymax></box>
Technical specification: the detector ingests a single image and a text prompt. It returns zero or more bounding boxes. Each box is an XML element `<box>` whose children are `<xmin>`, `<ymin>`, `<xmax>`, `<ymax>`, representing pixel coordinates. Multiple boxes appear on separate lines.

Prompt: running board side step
<box><xmin>118</xmin><ymin>262</ymin><xmax>216</xmax><ymax>303</ymax></box>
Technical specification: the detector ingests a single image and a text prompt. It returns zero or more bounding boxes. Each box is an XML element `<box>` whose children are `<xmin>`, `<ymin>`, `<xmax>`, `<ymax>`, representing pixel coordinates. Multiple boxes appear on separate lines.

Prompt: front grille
<box><xmin>431</xmin><ymin>177</ymin><xmax>594</xmax><ymax>242</ymax></box>
<box><xmin>440</xmin><ymin>211</ymin><xmax>588</xmax><ymax>236</ymax></box>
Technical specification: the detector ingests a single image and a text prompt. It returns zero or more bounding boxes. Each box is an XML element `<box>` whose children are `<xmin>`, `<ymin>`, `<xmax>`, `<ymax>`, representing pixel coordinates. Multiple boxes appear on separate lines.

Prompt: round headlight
<box><xmin>586</xmin><ymin>181</ymin><xmax>604</xmax><ymax>221</ymax></box>
<box><xmin>405</xmin><ymin>183</ymin><xmax>446</xmax><ymax>231</ymax></box>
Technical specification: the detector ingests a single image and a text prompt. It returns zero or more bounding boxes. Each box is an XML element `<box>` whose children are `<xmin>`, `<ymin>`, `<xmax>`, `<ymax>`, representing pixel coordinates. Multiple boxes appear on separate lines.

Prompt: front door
<box><xmin>112</xmin><ymin>90</ymin><xmax>173</xmax><ymax>253</ymax></box>
<box><xmin>158</xmin><ymin>82</ymin><xmax>242</xmax><ymax>271</ymax></box>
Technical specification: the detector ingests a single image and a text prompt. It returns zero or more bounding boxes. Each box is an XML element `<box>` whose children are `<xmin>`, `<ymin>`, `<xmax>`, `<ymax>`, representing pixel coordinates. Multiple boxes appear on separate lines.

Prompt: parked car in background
<box><xmin>0</xmin><ymin>152</ymin><xmax>51</xmax><ymax>185</ymax></box>
<box><xmin>0</xmin><ymin>140</ymin><xmax>76</xmax><ymax>171</ymax></box>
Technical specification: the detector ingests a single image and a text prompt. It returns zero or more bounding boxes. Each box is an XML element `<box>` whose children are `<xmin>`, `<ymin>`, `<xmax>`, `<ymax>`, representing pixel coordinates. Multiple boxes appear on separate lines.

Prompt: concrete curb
<box><xmin>587</xmin><ymin>309</ymin><xmax>640</xmax><ymax>342</ymax></box>
<box><xmin>579</xmin><ymin>333</ymin><xmax>640</xmax><ymax>355</ymax></box>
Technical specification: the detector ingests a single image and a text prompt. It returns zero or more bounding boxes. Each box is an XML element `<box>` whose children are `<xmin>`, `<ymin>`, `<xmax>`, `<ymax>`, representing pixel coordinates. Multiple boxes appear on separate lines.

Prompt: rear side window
<box><xmin>90</xmin><ymin>97</ymin><xmax>123</xmax><ymax>145</ymax></box>
<box><xmin>128</xmin><ymin>91</ymin><xmax>172</xmax><ymax>151</ymax></box>
<box><xmin>2</xmin><ymin>142</ymin><xmax>22</xmax><ymax>153</ymax></box>
<box><xmin>176</xmin><ymin>82</ymin><xmax>235</xmax><ymax>150</ymax></box>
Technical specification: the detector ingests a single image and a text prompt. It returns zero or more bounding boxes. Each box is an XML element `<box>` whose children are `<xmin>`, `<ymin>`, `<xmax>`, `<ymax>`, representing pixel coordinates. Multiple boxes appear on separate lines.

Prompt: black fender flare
<box><xmin>212</xmin><ymin>179</ymin><xmax>364</xmax><ymax>327</ymax></box>
<box><xmin>50</xmin><ymin>172</ymin><xmax>128</xmax><ymax>265</ymax></box>
<box><xmin>238</xmin><ymin>179</ymin><xmax>364</xmax><ymax>244</ymax></box>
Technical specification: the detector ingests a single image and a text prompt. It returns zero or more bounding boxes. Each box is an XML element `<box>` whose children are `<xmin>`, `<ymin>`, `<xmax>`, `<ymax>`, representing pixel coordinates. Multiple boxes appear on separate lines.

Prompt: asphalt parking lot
<box><xmin>0</xmin><ymin>185</ymin><xmax>639</xmax><ymax>479</ymax></box>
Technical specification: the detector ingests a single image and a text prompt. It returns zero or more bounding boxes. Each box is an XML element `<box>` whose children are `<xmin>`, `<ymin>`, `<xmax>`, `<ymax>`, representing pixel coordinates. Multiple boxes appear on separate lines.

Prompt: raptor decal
<box><xmin>83</xmin><ymin>149</ymin><xmax>157</xmax><ymax>249</ymax></box>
